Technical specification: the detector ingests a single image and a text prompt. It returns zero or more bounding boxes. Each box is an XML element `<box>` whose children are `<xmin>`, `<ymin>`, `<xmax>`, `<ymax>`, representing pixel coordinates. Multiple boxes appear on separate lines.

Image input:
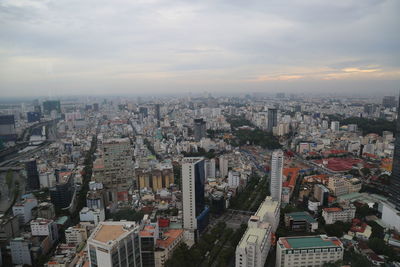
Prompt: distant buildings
<box><xmin>49</xmin><ymin>172</ymin><xmax>74</xmax><ymax>209</ymax></box>
<box><xmin>25</xmin><ymin>159</ymin><xmax>40</xmax><ymax>191</ymax></box>
<box><xmin>267</xmin><ymin>108</ymin><xmax>278</xmax><ymax>133</ymax></box>
<box><xmin>43</xmin><ymin>100</ymin><xmax>61</xmax><ymax>115</ymax></box>
<box><xmin>182</xmin><ymin>157</ymin><xmax>209</xmax><ymax>245</ymax></box>
<box><xmin>276</xmin><ymin>235</ymin><xmax>344</xmax><ymax>267</ymax></box>
<box><xmin>0</xmin><ymin>114</ymin><xmax>17</xmax><ymax>142</ymax></box>
<box><xmin>219</xmin><ymin>155</ymin><xmax>228</xmax><ymax>178</ymax></box>
<box><xmin>382</xmin><ymin>95</ymin><xmax>396</xmax><ymax>108</ymax></box>
<box><xmin>270</xmin><ymin>150</ymin><xmax>283</xmax><ymax>202</ymax></box>
<box><xmin>330</xmin><ymin>121</ymin><xmax>340</xmax><ymax>132</ymax></box>
<box><xmin>194</xmin><ymin>118</ymin><xmax>206</xmax><ymax>141</ymax></box>
<box><xmin>87</xmin><ymin>221</ymin><xmax>142</xmax><ymax>267</ymax></box>
<box><xmin>389</xmin><ymin>95</ymin><xmax>400</xmax><ymax>209</ymax></box>
<box><xmin>27</xmin><ymin>111</ymin><xmax>41</xmax><ymax>123</ymax></box>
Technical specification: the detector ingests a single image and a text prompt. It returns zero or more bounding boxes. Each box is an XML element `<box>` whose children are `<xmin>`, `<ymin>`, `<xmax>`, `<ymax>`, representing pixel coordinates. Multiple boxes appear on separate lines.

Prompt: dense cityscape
<box><xmin>0</xmin><ymin>93</ymin><xmax>399</xmax><ymax>266</ymax></box>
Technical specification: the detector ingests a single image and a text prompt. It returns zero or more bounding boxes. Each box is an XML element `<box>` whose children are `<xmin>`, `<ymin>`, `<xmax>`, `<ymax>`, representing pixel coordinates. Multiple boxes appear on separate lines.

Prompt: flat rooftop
<box><xmin>280</xmin><ymin>235</ymin><xmax>342</xmax><ymax>249</ymax></box>
<box><xmin>93</xmin><ymin>224</ymin><xmax>127</xmax><ymax>243</ymax></box>
<box><xmin>238</xmin><ymin>227</ymin><xmax>269</xmax><ymax>249</ymax></box>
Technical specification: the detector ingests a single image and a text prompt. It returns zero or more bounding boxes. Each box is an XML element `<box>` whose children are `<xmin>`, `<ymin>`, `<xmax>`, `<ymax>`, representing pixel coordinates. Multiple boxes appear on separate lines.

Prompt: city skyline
<box><xmin>1</xmin><ymin>0</ymin><xmax>400</xmax><ymax>97</ymax></box>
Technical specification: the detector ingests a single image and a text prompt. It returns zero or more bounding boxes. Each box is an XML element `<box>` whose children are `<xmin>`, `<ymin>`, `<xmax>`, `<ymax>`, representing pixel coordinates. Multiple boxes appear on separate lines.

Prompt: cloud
<box><xmin>0</xmin><ymin>0</ymin><xmax>399</xmax><ymax>96</ymax></box>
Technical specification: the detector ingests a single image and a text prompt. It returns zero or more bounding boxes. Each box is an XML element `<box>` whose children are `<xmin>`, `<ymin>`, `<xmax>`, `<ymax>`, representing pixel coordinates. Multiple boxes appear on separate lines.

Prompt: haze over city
<box><xmin>1</xmin><ymin>0</ymin><xmax>400</xmax><ymax>97</ymax></box>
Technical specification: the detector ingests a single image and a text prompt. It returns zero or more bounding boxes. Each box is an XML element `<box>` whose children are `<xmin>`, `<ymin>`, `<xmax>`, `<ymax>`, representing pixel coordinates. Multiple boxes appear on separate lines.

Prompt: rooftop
<box><xmin>286</xmin><ymin>212</ymin><xmax>317</xmax><ymax>223</ymax></box>
<box><xmin>280</xmin><ymin>235</ymin><xmax>342</xmax><ymax>249</ymax></box>
<box><xmin>238</xmin><ymin>227</ymin><xmax>269</xmax><ymax>249</ymax></box>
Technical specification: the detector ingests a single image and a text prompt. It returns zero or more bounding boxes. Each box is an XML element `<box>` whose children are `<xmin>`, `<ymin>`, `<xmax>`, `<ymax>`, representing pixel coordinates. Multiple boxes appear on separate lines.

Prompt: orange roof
<box><xmin>323</xmin><ymin>207</ymin><xmax>342</xmax><ymax>212</ymax></box>
<box><xmin>140</xmin><ymin>230</ymin><xmax>154</xmax><ymax>237</ymax></box>
<box><xmin>283</xmin><ymin>168</ymin><xmax>301</xmax><ymax>188</ymax></box>
<box><xmin>156</xmin><ymin>229</ymin><xmax>183</xmax><ymax>248</ymax></box>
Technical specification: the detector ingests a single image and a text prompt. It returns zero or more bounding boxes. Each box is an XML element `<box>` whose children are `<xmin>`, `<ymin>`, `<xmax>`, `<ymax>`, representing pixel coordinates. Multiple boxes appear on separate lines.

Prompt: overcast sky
<box><xmin>0</xmin><ymin>0</ymin><xmax>399</xmax><ymax>97</ymax></box>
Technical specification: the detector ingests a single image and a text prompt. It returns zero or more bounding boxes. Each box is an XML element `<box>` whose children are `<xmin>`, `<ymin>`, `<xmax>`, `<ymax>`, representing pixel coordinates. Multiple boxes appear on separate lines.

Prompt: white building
<box><xmin>322</xmin><ymin>204</ymin><xmax>356</xmax><ymax>224</ymax></box>
<box><xmin>235</xmin><ymin>196</ymin><xmax>280</xmax><ymax>267</ymax></box>
<box><xmin>65</xmin><ymin>225</ymin><xmax>88</xmax><ymax>245</ymax></box>
<box><xmin>228</xmin><ymin>171</ymin><xmax>240</xmax><ymax>188</ymax></box>
<box><xmin>331</xmin><ymin>121</ymin><xmax>340</xmax><ymax>132</ymax></box>
<box><xmin>204</xmin><ymin>158</ymin><xmax>216</xmax><ymax>179</ymax></box>
<box><xmin>219</xmin><ymin>155</ymin><xmax>228</xmax><ymax>178</ymax></box>
<box><xmin>270</xmin><ymin>150</ymin><xmax>284</xmax><ymax>202</ymax></box>
<box><xmin>87</xmin><ymin>221</ymin><xmax>142</xmax><ymax>267</ymax></box>
<box><xmin>10</xmin><ymin>237</ymin><xmax>32</xmax><ymax>266</ymax></box>
<box><xmin>30</xmin><ymin>218</ymin><xmax>58</xmax><ymax>244</ymax></box>
<box><xmin>12</xmin><ymin>198</ymin><xmax>38</xmax><ymax>224</ymax></box>
<box><xmin>276</xmin><ymin>235</ymin><xmax>344</xmax><ymax>267</ymax></box>
<box><xmin>79</xmin><ymin>207</ymin><xmax>105</xmax><ymax>225</ymax></box>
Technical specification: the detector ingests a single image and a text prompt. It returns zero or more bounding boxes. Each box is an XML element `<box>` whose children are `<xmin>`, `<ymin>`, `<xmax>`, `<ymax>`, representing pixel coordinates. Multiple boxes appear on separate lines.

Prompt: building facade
<box><xmin>276</xmin><ymin>235</ymin><xmax>344</xmax><ymax>267</ymax></box>
<box><xmin>389</xmin><ymin>95</ymin><xmax>400</xmax><ymax>209</ymax></box>
<box><xmin>87</xmin><ymin>221</ymin><xmax>142</xmax><ymax>267</ymax></box>
<box><xmin>270</xmin><ymin>150</ymin><xmax>284</xmax><ymax>202</ymax></box>
<box><xmin>182</xmin><ymin>157</ymin><xmax>209</xmax><ymax>245</ymax></box>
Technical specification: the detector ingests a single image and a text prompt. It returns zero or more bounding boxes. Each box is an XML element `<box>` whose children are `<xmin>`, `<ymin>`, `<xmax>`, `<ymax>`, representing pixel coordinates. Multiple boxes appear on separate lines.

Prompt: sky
<box><xmin>0</xmin><ymin>0</ymin><xmax>399</xmax><ymax>97</ymax></box>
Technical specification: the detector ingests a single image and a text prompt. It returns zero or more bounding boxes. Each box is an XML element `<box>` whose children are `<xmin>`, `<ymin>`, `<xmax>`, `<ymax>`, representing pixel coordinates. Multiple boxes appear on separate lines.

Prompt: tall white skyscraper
<box><xmin>270</xmin><ymin>150</ymin><xmax>284</xmax><ymax>202</ymax></box>
<box><xmin>219</xmin><ymin>155</ymin><xmax>228</xmax><ymax>178</ymax></box>
<box><xmin>182</xmin><ymin>157</ymin><xmax>209</xmax><ymax>245</ymax></box>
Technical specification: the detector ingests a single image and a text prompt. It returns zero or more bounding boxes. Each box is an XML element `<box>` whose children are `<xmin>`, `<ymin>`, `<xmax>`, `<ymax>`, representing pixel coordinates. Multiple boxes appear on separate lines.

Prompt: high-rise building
<box><xmin>0</xmin><ymin>115</ymin><xmax>17</xmax><ymax>142</ymax></box>
<box><xmin>194</xmin><ymin>118</ymin><xmax>206</xmax><ymax>141</ymax></box>
<box><xmin>182</xmin><ymin>157</ymin><xmax>209</xmax><ymax>245</ymax></box>
<box><xmin>27</xmin><ymin>111</ymin><xmax>41</xmax><ymax>123</ymax></box>
<box><xmin>49</xmin><ymin>172</ymin><xmax>74</xmax><ymax>209</ymax></box>
<box><xmin>389</xmin><ymin>96</ymin><xmax>400</xmax><ymax>209</ymax></box>
<box><xmin>235</xmin><ymin>196</ymin><xmax>280</xmax><ymax>267</ymax></box>
<box><xmin>94</xmin><ymin>138</ymin><xmax>134</xmax><ymax>196</ymax></box>
<box><xmin>155</xmin><ymin>104</ymin><xmax>161</xmax><ymax>121</ymax></box>
<box><xmin>270</xmin><ymin>150</ymin><xmax>283</xmax><ymax>202</ymax></box>
<box><xmin>383</xmin><ymin>96</ymin><xmax>396</xmax><ymax>108</ymax></box>
<box><xmin>87</xmin><ymin>221</ymin><xmax>142</xmax><ymax>267</ymax></box>
<box><xmin>219</xmin><ymin>155</ymin><xmax>228</xmax><ymax>178</ymax></box>
<box><xmin>330</xmin><ymin>121</ymin><xmax>340</xmax><ymax>132</ymax></box>
<box><xmin>10</xmin><ymin>237</ymin><xmax>33</xmax><ymax>266</ymax></box>
<box><xmin>276</xmin><ymin>235</ymin><xmax>344</xmax><ymax>267</ymax></box>
<box><xmin>30</xmin><ymin>218</ymin><xmax>58</xmax><ymax>244</ymax></box>
<box><xmin>267</xmin><ymin>108</ymin><xmax>278</xmax><ymax>133</ymax></box>
<box><xmin>43</xmin><ymin>100</ymin><xmax>61</xmax><ymax>115</ymax></box>
<box><xmin>25</xmin><ymin>159</ymin><xmax>40</xmax><ymax>190</ymax></box>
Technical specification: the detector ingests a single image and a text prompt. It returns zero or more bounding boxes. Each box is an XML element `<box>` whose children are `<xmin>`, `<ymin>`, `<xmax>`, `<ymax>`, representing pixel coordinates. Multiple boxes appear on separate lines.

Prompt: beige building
<box><xmin>65</xmin><ymin>225</ymin><xmax>88</xmax><ymax>245</ymax></box>
<box><xmin>154</xmin><ymin>229</ymin><xmax>184</xmax><ymax>267</ymax></box>
<box><xmin>136</xmin><ymin>168</ymin><xmax>174</xmax><ymax>191</ymax></box>
<box><xmin>276</xmin><ymin>235</ymin><xmax>344</xmax><ymax>267</ymax></box>
<box><xmin>322</xmin><ymin>203</ymin><xmax>356</xmax><ymax>224</ymax></box>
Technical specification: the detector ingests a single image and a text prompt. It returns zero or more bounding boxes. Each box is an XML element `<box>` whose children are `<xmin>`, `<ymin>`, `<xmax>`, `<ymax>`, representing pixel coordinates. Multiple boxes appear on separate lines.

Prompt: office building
<box><xmin>314</xmin><ymin>184</ymin><xmax>329</xmax><ymax>206</ymax></box>
<box><xmin>93</xmin><ymin>103</ymin><xmax>99</xmax><ymax>111</ymax></box>
<box><xmin>0</xmin><ymin>114</ymin><xmax>17</xmax><ymax>142</ymax></box>
<box><xmin>267</xmin><ymin>108</ymin><xmax>278</xmax><ymax>133</ymax></box>
<box><xmin>25</xmin><ymin>159</ymin><xmax>40</xmax><ymax>190</ymax></box>
<box><xmin>228</xmin><ymin>171</ymin><xmax>240</xmax><ymax>188</ymax></box>
<box><xmin>43</xmin><ymin>100</ymin><xmax>61</xmax><ymax>115</ymax></box>
<box><xmin>79</xmin><ymin>207</ymin><xmax>105</xmax><ymax>226</ymax></box>
<box><xmin>389</xmin><ymin>95</ymin><xmax>400</xmax><ymax>209</ymax></box>
<box><xmin>270</xmin><ymin>150</ymin><xmax>283</xmax><ymax>202</ymax></box>
<box><xmin>194</xmin><ymin>118</ymin><xmax>206</xmax><ymax>141</ymax></box>
<box><xmin>235</xmin><ymin>196</ymin><xmax>279</xmax><ymax>267</ymax></box>
<box><xmin>12</xmin><ymin>198</ymin><xmax>38</xmax><ymax>225</ymax></box>
<box><xmin>49</xmin><ymin>172</ymin><xmax>74</xmax><ymax>209</ymax></box>
<box><xmin>10</xmin><ymin>237</ymin><xmax>33</xmax><ymax>266</ymax></box>
<box><xmin>204</xmin><ymin>158</ymin><xmax>216</xmax><ymax>179</ymax></box>
<box><xmin>219</xmin><ymin>155</ymin><xmax>228</xmax><ymax>178</ymax></box>
<box><xmin>383</xmin><ymin>96</ymin><xmax>396</xmax><ymax>108</ymax></box>
<box><xmin>139</xmin><ymin>107</ymin><xmax>149</xmax><ymax>117</ymax></box>
<box><xmin>322</xmin><ymin>204</ymin><xmax>356</xmax><ymax>224</ymax></box>
<box><xmin>284</xmin><ymin>212</ymin><xmax>318</xmax><ymax>232</ymax></box>
<box><xmin>182</xmin><ymin>157</ymin><xmax>209</xmax><ymax>245</ymax></box>
<box><xmin>155</xmin><ymin>103</ymin><xmax>161</xmax><ymax>121</ymax></box>
<box><xmin>65</xmin><ymin>225</ymin><xmax>88</xmax><ymax>245</ymax></box>
<box><xmin>330</xmin><ymin>121</ymin><xmax>340</xmax><ymax>132</ymax></box>
<box><xmin>27</xmin><ymin>111</ymin><xmax>41</xmax><ymax>123</ymax></box>
<box><xmin>87</xmin><ymin>221</ymin><xmax>142</xmax><ymax>267</ymax></box>
<box><xmin>139</xmin><ymin>218</ymin><xmax>159</xmax><ymax>267</ymax></box>
<box><xmin>0</xmin><ymin>215</ymin><xmax>20</xmax><ymax>244</ymax></box>
<box><xmin>98</xmin><ymin>138</ymin><xmax>134</xmax><ymax>194</ymax></box>
<box><xmin>30</xmin><ymin>218</ymin><xmax>58</xmax><ymax>244</ymax></box>
<box><xmin>276</xmin><ymin>235</ymin><xmax>344</xmax><ymax>267</ymax></box>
